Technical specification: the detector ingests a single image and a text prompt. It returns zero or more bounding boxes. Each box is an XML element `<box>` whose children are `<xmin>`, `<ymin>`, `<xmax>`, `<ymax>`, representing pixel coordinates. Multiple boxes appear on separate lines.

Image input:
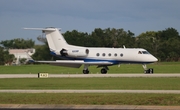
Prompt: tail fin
<box><xmin>24</xmin><ymin>27</ymin><xmax>68</xmax><ymax>51</ymax></box>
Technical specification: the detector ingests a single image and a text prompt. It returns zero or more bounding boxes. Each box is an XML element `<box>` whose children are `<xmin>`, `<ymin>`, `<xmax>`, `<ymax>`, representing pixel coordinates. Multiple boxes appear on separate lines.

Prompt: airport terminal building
<box><xmin>8</xmin><ymin>49</ymin><xmax>35</xmax><ymax>65</ymax></box>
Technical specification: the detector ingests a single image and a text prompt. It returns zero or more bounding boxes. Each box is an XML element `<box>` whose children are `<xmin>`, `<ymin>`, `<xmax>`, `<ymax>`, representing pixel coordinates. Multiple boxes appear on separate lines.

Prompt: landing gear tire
<box><xmin>101</xmin><ymin>69</ymin><xmax>107</xmax><ymax>74</ymax></box>
<box><xmin>83</xmin><ymin>69</ymin><xmax>89</xmax><ymax>74</ymax></box>
<box><xmin>144</xmin><ymin>68</ymin><xmax>154</xmax><ymax>74</ymax></box>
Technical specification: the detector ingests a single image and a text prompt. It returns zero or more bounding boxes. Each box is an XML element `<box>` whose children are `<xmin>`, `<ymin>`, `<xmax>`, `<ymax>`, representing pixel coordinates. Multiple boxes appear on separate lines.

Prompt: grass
<box><xmin>0</xmin><ymin>62</ymin><xmax>180</xmax><ymax>74</ymax></box>
<box><xmin>0</xmin><ymin>93</ymin><xmax>180</xmax><ymax>105</ymax></box>
<box><xmin>0</xmin><ymin>77</ymin><xmax>180</xmax><ymax>90</ymax></box>
<box><xmin>1</xmin><ymin>62</ymin><xmax>180</xmax><ymax>105</ymax></box>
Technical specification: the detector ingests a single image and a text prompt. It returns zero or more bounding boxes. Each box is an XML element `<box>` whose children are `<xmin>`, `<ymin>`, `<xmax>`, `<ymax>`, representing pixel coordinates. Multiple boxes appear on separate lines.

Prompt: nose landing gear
<box><xmin>142</xmin><ymin>64</ymin><xmax>154</xmax><ymax>74</ymax></box>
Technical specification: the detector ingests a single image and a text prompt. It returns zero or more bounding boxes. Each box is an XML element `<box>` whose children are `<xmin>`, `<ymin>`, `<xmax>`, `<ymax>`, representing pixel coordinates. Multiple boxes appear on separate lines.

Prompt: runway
<box><xmin>1</xmin><ymin>73</ymin><xmax>180</xmax><ymax>78</ymax></box>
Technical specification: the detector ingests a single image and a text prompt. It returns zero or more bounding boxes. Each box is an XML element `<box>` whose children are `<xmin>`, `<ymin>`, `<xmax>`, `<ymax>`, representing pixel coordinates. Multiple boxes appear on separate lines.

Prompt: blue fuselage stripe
<box><xmin>50</xmin><ymin>52</ymin><xmax>153</xmax><ymax>64</ymax></box>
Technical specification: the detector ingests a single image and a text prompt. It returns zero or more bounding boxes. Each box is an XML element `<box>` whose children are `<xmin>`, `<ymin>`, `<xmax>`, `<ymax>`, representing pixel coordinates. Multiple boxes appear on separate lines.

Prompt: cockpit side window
<box><xmin>138</xmin><ymin>51</ymin><xmax>150</xmax><ymax>54</ymax></box>
<box><xmin>142</xmin><ymin>51</ymin><xmax>150</xmax><ymax>54</ymax></box>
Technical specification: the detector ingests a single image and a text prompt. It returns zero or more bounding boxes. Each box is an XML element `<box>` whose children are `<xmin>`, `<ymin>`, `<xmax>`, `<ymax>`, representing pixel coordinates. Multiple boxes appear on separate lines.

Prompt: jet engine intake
<box><xmin>60</xmin><ymin>49</ymin><xmax>67</xmax><ymax>56</ymax></box>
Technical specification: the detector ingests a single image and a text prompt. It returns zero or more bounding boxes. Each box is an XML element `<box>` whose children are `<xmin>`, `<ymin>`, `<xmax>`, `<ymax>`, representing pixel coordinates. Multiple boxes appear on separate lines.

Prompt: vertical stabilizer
<box><xmin>43</xmin><ymin>28</ymin><xmax>68</xmax><ymax>51</ymax></box>
<box><xmin>24</xmin><ymin>27</ymin><xmax>69</xmax><ymax>53</ymax></box>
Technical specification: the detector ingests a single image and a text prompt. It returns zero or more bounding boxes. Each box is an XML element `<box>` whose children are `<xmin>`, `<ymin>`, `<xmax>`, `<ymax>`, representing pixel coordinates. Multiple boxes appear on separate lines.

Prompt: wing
<box><xmin>30</xmin><ymin>60</ymin><xmax>113</xmax><ymax>68</ymax></box>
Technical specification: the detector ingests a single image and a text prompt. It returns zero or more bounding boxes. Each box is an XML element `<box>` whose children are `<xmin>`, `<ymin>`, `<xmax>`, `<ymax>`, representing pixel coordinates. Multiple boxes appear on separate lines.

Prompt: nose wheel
<box><xmin>142</xmin><ymin>64</ymin><xmax>154</xmax><ymax>74</ymax></box>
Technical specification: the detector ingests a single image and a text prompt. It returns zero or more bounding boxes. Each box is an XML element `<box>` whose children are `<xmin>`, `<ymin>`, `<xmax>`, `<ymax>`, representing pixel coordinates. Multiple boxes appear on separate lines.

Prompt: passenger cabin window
<box><xmin>120</xmin><ymin>53</ymin><xmax>123</xmax><ymax>57</ymax></box>
<box><xmin>102</xmin><ymin>53</ymin><xmax>105</xmax><ymax>56</ymax></box>
<box><xmin>108</xmin><ymin>53</ymin><xmax>111</xmax><ymax>56</ymax></box>
<box><xmin>114</xmin><ymin>53</ymin><xmax>117</xmax><ymax>57</ymax></box>
<box><xmin>96</xmin><ymin>53</ymin><xmax>100</xmax><ymax>56</ymax></box>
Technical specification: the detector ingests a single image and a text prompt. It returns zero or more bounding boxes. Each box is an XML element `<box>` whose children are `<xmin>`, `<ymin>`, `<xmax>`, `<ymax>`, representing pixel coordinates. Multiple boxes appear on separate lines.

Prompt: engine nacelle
<box><xmin>54</xmin><ymin>50</ymin><xmax>62</xmax><ymax>55</ymax></box>
<box><xmin>66</xmin><ymin>49</ymin><xmax>89</xmax><ymax>57</ymax></box>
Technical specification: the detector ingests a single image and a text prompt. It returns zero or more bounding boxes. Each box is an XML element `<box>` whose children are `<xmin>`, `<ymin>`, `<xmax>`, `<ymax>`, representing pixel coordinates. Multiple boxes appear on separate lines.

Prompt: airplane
<box><xmin>25</xmin><ymin>27</ymin><xmax>158</xmax><ymax>74</ymax></box>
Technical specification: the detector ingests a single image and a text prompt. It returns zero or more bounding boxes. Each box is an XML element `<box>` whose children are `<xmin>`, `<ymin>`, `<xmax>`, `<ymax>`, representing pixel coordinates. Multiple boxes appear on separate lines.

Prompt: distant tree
<box><xmin>0</xmin><ymin>38</ymin><xmax>35</xmax><ymax>49</ymax></box>
<box><xmin>0</xmin><ymin>46</ymin><xmax>14</xmax><ymax>65</ymax></box>
<box><xmin>135</xmin><ymin>31</ymin><xmax>159</xmax><ymax>56</ymax></box>
<box><xmin>89</xmin><ymin>28</ymin><xmax>105</xmax><ymax>47</ymax></box>
<box><xmin>135</xmin><ymin>28</ymin><xmax>180</xmax><ymax>61</ymax></box>
<box><xmin>88</xmin><ymin>28</ymin><xmax>135</xmax><ymax>48</ymax></box>
<box><xmin>32</xmin><ymin>43</ymin><xmax>53</xmax><ymax>60</ymax></box>
<box><xmin>63</xmin><ymin>30</ymin><xmax>89</xmax><ymax>46</ymax></box>
<box><xmin>158</xmin><ymin>28</ymin><xmax>180</xmax><ymax>41</ymax></box>
<box><xmin>19</xmin><ymin>58</ymin><xmax>27</xmax><ymax>64</ymax></box>
<box><xmin>0</xmin><ymin>47</ymin><xmax>5</xmax><ymax>65</ymax></box>
<box><xmin>157</xmin><ymin>28</ymin><xmax>180</xmax><ymax>61</ymax></box>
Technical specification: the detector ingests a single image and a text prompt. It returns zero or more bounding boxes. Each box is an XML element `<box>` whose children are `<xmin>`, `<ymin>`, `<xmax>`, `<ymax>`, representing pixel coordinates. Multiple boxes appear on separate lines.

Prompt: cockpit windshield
<box><xmin>138</xmin><ymin>51</ymin><xmax>150</xmax><ymax>54</ymax></box>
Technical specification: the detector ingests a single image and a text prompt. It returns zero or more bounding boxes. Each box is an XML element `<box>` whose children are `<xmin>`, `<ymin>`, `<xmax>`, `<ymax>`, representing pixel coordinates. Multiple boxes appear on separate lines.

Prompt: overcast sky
<box><xmin>0</xmin><ymin>0</ymin><xmax>180</xmax><ymax>44</ymax></box>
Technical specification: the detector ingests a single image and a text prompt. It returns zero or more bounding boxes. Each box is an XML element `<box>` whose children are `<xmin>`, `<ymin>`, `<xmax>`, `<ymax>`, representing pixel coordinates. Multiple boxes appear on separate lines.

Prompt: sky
<box><xmin>0</xmin><ymin>0</ymin><xmax>180</xmax><ymax>44</ymax></box>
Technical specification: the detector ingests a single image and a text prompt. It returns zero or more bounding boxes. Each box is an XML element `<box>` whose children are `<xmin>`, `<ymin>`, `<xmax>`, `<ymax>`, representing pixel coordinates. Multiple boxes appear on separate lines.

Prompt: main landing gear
<box><xmin>83</xmin><ymin>65</ymin><xmax>89</xmax><ymax>74</ymax></box>
<box><xmin>101</xmin><ymin>66</ymin><xmax>109</xmax><ymax>74</ymax></box>
<box><xmin>83</xmin><ymin>65</ymin><xmax>109</xmax><ymax>74</ymax></box>
<box><xmin>142</xmin><ymin>64</ymin><xmax>154</xmax><ymax>74</ymax></box>
<box><xmin>83</xmin><ymin>69</ymin><xmax>89</xmax><ymax>74</ymax></box>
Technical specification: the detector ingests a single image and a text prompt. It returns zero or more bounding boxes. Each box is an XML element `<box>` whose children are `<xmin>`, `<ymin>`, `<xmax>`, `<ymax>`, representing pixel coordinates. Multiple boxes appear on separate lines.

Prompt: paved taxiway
<box><xmin>1</xmin><ymin>73</ymin><xmax>180</xmax><ymax>78</ymax></box>
<box><xmin>1</xmin><ymin>104</ymin><xmax>180</xmax><ymax>110</ymax></box>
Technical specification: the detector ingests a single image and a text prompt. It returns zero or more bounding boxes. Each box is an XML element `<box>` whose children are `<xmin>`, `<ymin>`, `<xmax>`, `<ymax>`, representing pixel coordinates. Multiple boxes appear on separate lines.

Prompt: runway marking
<box><xmin>0</xmin><ymin>90</ymin><xmax>180</xmax><ymax>94</ymax></box>
<box><xmin>1</xmin><ymin>74</ymin><xmax>180</xmax><ymax>78</ymax></box>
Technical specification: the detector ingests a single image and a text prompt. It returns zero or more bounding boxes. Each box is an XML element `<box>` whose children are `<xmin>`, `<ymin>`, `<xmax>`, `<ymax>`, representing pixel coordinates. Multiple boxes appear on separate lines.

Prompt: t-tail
<box><xmin>24</xmin><ymin>27</ymin><xmax>70</xmax><ymax>55</ymax></box>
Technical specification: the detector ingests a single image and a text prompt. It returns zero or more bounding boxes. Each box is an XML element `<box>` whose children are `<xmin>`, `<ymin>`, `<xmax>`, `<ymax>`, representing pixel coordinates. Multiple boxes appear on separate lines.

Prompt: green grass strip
<box><xmin>0</xmin><ymin>93</ymin><xmax>180</xmax><ymax>105</ymax></box>
<box><xmin>1</xmin><ymin>62</ymin><xmax>180</xmax><ymax>74</ymax></box>
<box><xmin>0</xmin><ymin>77</ymin><xmax>180</xmax><ymax>90</ymax></box>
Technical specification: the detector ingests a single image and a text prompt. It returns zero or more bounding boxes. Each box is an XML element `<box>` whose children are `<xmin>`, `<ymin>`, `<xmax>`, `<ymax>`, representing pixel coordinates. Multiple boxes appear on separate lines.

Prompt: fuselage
<box><xmin>51</xmin><ymin>44</ymin><xmax>158</xmax><ymax>65</ymax></box>
<box><xmin>25</xmin><ymin>27</ymin><xmax>158</xmax><ymax>74</ymax></box>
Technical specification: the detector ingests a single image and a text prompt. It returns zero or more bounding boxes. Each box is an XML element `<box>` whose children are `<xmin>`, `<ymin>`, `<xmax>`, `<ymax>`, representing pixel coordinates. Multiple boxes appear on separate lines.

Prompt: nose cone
<box><xmin>153</xmin><ymin>57</ymin><xmax>158</xmax><ymax>62</ymax></box>
<box><xmin>151</xmin><ymin>56</ymin><xmax>158</xmax><ymax>62</ymax></box>
<box><xmin>145</xmin><ymin>55</ymin><xmax>158</xmax><ymax>63</ymax></box>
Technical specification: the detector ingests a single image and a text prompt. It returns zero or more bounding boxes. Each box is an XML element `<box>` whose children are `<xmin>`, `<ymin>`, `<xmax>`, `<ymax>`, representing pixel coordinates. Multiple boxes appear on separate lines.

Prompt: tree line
<box><xmin>0</xmin><ymin>27</ymin><xmax>180</xmax><ymax>65</ymax></box>
<box><xmin>34</xmin><ymin>27</ymin><xmax>180</xmax><ymax>62</ymax></box>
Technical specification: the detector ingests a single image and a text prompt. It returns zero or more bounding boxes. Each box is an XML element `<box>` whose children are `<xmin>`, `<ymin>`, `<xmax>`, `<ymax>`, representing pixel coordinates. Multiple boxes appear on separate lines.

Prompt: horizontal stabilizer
<box><xmin>24</xmin><ymin>28</ymin><xmax>61</xmax><ymax>32</ymax></box>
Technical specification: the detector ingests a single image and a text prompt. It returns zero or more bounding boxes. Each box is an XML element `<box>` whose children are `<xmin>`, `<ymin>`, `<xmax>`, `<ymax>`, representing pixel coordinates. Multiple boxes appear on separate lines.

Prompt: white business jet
<box><xmin>25</xmin><ymin>27</ymin><xmax>158</xmax><ymax>74</ymax></box>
